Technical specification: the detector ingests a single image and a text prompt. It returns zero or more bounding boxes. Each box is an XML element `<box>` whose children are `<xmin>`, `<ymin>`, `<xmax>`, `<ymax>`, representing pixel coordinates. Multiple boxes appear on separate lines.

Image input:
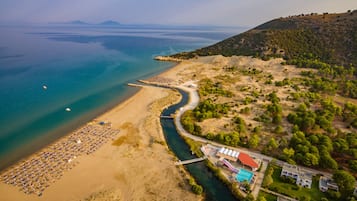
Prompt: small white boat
<box><xmin>42</xmin><ymin>85</ymin><xmax>47</xmax><ymax>90</ymax></box>
<box><xmin>65</xmin><ymin>107</ymin><xmax>71</xmax><ymax>112</ymax></box>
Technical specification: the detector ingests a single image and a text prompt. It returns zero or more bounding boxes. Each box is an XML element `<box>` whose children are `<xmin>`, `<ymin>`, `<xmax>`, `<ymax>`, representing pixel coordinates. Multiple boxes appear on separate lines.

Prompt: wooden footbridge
<box><xmin>175</xmin><ymin>156</ymin><xmax>207</xmax><ymax>165</ymax></box>
<box><xmin>160</xmin><ymin>114</ymin><xmax>175</xmax><ymax>119</ymax></box>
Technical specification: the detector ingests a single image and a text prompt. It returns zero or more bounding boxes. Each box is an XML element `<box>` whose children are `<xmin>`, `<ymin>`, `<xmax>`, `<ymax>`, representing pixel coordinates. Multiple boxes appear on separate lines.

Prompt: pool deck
<box><xmin>236</xmin><ymin>169</ymin><xmax>254</xmax><ymax>183</ymax></box>
<box><xmin>201</xmin><ymin>144</ymin><xmax>268</xmax><ymax>198</ymax></box>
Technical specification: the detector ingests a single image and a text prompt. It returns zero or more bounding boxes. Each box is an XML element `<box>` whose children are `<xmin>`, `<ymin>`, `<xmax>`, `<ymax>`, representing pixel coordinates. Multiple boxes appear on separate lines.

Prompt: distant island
<box><xmin>98</xmin><ymin>20</ymin><xmax>121</xmax><ymax>26</ymax></box>
<box><xmin>55</xmin><ymin>20</ymin><xmax>121</xmax><ymax>26</ymax></box>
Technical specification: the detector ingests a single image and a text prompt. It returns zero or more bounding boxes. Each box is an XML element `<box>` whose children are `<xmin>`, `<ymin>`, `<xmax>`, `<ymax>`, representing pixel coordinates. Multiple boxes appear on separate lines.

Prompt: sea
<box><xmin>0</xmin><ymin>24</ymin><xmax>245</xmax><ymax>170</ymax></box>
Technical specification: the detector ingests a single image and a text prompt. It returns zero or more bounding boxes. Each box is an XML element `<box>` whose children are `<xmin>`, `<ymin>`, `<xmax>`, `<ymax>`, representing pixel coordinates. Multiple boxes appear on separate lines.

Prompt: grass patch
<box><xmin>258</xmin><ymin>191</ymin><xmax>277</xmax><ymax>201</ymax></box>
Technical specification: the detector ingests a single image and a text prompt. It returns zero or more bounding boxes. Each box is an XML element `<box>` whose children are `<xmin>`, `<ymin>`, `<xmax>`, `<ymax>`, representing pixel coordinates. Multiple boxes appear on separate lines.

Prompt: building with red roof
<box><xmin>237</xmin><ymin>152</ymin><xmax>259</xmax><ymax>171</ymax></box>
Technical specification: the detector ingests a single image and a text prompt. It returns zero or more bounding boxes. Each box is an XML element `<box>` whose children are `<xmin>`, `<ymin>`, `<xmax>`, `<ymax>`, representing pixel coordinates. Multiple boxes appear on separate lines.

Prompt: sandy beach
<box><xmin>0</xmin><ymin>59</ymin><xmax>202</xmax><ymax>201</ymax></box>
<box><xmin>0</xmin><ymin>55</ymin><xmax>303</xmax><ymax>201</ymax></box>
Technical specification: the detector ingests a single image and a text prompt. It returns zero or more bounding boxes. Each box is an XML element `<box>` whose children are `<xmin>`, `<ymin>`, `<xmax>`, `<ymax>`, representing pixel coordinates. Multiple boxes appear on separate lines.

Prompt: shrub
<box><xmin>192</xmin><ymin>184</ymin><xmax>203</xmax><ymax>195</ymax></box>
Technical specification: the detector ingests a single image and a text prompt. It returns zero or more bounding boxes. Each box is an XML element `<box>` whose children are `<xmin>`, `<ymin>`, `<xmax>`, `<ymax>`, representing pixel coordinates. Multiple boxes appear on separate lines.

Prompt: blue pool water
<box><xmin>236</xmin><ymin>168</ymin><xmax>254</xmax><ymax>183</ymax></box>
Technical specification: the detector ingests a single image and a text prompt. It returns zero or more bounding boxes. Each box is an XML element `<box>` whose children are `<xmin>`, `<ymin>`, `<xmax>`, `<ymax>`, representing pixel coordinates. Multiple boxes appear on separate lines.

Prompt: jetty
<box><xmin>160</xmin><ymin>115</ymin><xmax>174</xmax><ymax>119</ymax></box>
<box><xmin>175</xmin><ymin>156</ymin><xmax>207</xmax><ymax>165</ymax></box>
<box><xmin>127</xmin><ymin>83</ymin><xmax>145</xmax><ymax>88</ymax></box>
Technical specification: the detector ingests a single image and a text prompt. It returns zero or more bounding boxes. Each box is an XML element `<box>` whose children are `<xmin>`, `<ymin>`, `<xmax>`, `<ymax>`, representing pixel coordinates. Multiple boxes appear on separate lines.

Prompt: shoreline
<box><xmin>0</xmin><ymin>59</ymin><xmax>203</xmax><ymax>201</ymax></box>
<box><xmin>0</xmin><ymin>86</ymin><xmax>141</xmax><ymax>172</ymax></box>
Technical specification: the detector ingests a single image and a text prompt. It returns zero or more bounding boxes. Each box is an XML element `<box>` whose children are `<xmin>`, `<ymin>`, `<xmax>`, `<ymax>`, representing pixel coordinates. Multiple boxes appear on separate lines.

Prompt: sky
<box><xmin>1</xmin><ymin>0</ymin><xmax>357</xmax><ymax>27</ymax></box>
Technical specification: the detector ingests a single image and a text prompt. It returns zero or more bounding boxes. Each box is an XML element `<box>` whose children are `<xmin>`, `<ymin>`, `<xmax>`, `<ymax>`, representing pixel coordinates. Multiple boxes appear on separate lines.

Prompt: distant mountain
<box><xmin>68</xmin><ymin>20</ymin><xmax>89</xmax><ymax>25</ymax></box>
<box><xmin>98</xmin><ymin>20</ymin><xmax>120</xmax><ymax>26</ymax></box>
<box><xmin>57</xmin><ymin>20</ymin><xmax>120</xmax><ymax>26</ymax></box>
<box><xmin>173</xmin><ymin>10</ymin><xmax>357</xmax><ymax>67</ymax></box>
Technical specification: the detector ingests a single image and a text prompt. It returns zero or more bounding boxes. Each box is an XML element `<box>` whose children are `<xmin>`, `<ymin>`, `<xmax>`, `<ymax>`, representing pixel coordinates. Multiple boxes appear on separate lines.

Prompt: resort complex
<box><xmin>201</xmin><ymin>145</ymin><xmax>260</xmax><ymax>192</ymax></box>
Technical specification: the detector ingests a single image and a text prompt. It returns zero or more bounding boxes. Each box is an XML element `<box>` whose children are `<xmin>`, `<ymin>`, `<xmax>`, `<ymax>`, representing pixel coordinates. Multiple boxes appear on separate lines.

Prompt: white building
<box><xmin>216</xmin><ymin>147</ymin><xmax>239</xmax><ymax>162</ymax></box>
<box><xmin>319</xmin><ymin>176</ymin><xmax>339</xmax><ymax>192</ymax></box>
<box><xmin>281</xmin><ymin>163</ymin><xmax>312</xmax><ymax>188</ymax></box>
<box><xmin>296</xmin><ymin>172</ymin><xmax>313</xmax><ymax>188</ymax></box>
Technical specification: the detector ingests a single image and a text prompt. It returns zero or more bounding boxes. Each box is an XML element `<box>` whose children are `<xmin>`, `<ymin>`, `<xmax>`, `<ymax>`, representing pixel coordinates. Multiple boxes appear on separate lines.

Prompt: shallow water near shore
<box><xmin>0</xmin><ymin>24</ymin><xmax>244</xmax><ymax>170</ymax></box>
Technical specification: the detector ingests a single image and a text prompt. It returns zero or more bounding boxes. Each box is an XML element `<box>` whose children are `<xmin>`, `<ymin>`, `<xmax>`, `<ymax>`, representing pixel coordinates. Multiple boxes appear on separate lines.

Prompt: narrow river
<box><xmin>160</xmin><ymin>89</ymin><xmax>238</xmax><ymax>201</ymax></box>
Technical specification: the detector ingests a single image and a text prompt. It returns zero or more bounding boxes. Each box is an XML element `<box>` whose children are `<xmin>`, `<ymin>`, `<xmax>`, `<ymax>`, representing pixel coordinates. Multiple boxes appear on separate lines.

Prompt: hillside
<box><xmin>173</xmin><ymin>10</ymin><xmax>357</xmax><ymax>67</ymax></box>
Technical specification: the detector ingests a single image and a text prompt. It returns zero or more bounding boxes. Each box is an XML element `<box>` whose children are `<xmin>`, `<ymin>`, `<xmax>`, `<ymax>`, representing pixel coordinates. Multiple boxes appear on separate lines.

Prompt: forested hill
<box><xmin>173</xmin><ymin>10</ymin><xmax>357</xmax><ymax>67</ymax></box>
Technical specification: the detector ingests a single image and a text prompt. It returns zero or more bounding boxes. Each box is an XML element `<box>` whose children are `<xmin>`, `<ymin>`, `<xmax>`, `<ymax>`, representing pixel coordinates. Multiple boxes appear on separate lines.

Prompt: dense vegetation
<box><xmin>174</xmin><ymin>9</ymin><xmax>357</xmax><ymax>200</ymax></box>
<box><xmin>286</xmin><ymin>58</ymin><xmax>357</xmax><ymax>98</ymax></box>
<box><xmin>198</xmin><ymin>78</ymin><xmax>233</xmax><ymax>97</ymax></box>
<box><xmin>172</xmin><ymin>11</ymin><xmax>357</xmax><ymax>69</ymax></box>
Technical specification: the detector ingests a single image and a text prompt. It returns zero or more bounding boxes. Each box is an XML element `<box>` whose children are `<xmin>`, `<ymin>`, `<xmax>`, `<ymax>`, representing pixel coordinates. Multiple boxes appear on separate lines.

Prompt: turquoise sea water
<box><xmin>0</xmin><ymin>25</ymin><xmax>244</xmax><ymax>170</ymax></box>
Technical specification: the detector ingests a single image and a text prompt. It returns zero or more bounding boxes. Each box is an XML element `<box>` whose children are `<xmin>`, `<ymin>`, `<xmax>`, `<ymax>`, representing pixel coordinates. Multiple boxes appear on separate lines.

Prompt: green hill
<box><xmin>173</xmin><ymin>10</ymin><xmax>357</xmax><ymax>67</ymax></box>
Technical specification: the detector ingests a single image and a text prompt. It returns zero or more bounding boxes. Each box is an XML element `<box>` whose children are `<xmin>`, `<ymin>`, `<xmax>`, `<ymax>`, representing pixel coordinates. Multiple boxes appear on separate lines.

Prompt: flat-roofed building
<box><xmin>281</xmin><ymin>163</ymin><xmax>312</xmax><ymax>189</ymax></box>
<box><xmin>237</xmin><ymin>152</ymin><xmax>259</xmax><ymax>171</ymax></box>
<box><xmin>297</xmin><ymin>172</ymin><xmax>312</xmax><ymax>188</ymax></box>
<box><xmin>216</xmin><ymin>147</ymin><xmax>238</xmax><ymax>162</ymax></box>
<box><xmin>319</xmin><ymin>176</ymin><xmax>339</xmax><ymax>192</ymax></box>
<box><xmin>281</xmin><ymin>164</ymin><xmax>299</xmax><ymax>179</ymax></box>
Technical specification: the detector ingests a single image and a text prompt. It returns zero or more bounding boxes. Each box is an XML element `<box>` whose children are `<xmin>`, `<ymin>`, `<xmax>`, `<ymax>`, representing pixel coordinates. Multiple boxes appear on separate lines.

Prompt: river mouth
<box><xmin>160</xmin><ymin>89</ymin><xmax>237</xmax><ymax>201</ymax></box>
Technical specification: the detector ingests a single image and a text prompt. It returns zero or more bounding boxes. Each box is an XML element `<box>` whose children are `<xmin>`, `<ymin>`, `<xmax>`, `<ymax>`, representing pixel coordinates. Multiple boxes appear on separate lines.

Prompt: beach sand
<box><xmin>1</xmin><ymin>55</ymin><xmax>291</xmax><ymax>201</ymax></box>
<box><xmin>0</xmin><ymin>62</ymin><xmax>201</xmax><ymax>201</ymax></box>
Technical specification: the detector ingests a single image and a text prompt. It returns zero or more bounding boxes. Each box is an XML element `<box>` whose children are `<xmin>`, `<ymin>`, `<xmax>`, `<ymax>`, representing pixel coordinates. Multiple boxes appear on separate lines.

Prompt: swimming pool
<box><xmin>236</xmin><ymin>168</ymin><xmax>254</xmax><ymax>183</ymax></box>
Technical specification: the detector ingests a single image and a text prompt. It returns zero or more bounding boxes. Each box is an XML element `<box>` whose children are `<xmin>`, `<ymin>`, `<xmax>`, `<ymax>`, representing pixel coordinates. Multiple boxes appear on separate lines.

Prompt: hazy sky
<box><xmin>1</xmin><ymin>0</ymin><xmax>357</xmax><ymax>26</ymax></box>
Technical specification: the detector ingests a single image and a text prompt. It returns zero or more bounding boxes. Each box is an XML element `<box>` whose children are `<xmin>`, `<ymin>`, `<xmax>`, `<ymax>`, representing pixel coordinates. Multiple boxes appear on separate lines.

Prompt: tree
<box><xmin>263</xmin><ymin>174</ymin><xmax>273</xmax><ymax>187</ymax></box>
<box><xmin>308</xmin><ymin>135</ymin><xmax>319</xmax><ymax>145</ymax></box>
<box><xmin>242</xmin><ymin>181</ymin><xmax>251</xmax><ymax>193</ymax></box>
<box><xmin>267</xmin><ymin>137</ymin><xmax>279</xmax><ymax>150</ymax></box>
<box><xmin>230</xmin><ymin>131</ymin><xmax>240</xmax><ymax>146</ymax></box>
<box><xmin>192</xmin><ymin>184</ymin><xmax>203</xmax><ymax>195</ymax></box>
<box><xmin>268</xmin><ymin>92</ymin><xmax>280</xmax><ymax>103</ymax></box>
<box><xmin>347</xmin><ymin>196</ymin><xmax>357</xmax><ymax>201</ymax></box>
<box><xmin>248</xmin><ymin>134</ymin><xmax>260</xmax><ymax>148</ymax></box>
<box><xmin>349</xmin><ymin>160</ymin><xmax>357</xmax><ymax>172</ymax></box>
<box><xmin>253</xmin><ymin>126</ymin><xmax>261</xmax><ymax>134</ymax></box>
<box><xmin>300</xmin><ymin>195</ymin><xmax>311</xmax><ymax>201</ymax></box>
<box><xmin>279</xmin><ymin>138</ymin><xmax>288</xmax><ymax>148</ymax></box>
<box><xmin>283</xmin><ymin>147</ymin><xmax>295</xmax><ymax>159</ymax></box>
<box><xmin>303</xmin><ymin>153</ymin><xmax>319</xmax><ymax>166</ymax></box>
<box><xmin>301</xmin><ymin>116</ymin><xmax>315</xmax><ymax>132</ymax></box>
<box><xmin>319</xmin><ymin>135</ymin><xmax>333</xmax><ymax>152</ymax></box>
<box><xmin>257</xmin><ymin>196</ymin><xmax>267</xmax><ymax>201</ymax></box>
<box><xmin>319</xmin><ymin>149</ymin><xmax>338</xmax><ymax>169</ymax></box>
<box><xmin>326</xmin><ymin>190</ymin><xmax>341</xmax><ymax>200</ymax></box>
<box><xmin>243</xmin><ymin>194</ymin><xmax>255</xmax><ymax>201</ymax></box>
<box><xmin>274</xmin><ymin>125</ymin><xmax>284</xmax><ymax>134</ymax></box>
<box><xmin>234</xmin><ymin>116</ymin><xmax>247</xmax><ymax>133</ymax></box>
<box><xmin>263</xmin><ymin>166</ymin><xmax>274</xmax><ymax>187</ymax></box>
<box><xmin>333</xmin><ymin>170</ymin><xmax>356</xmax><ymax>197</ymax></box>
<box><xmin>272</xmin><ymin>114</ymin><xmax>283</xmax><ymax>124</ymax></box>
<box><xmin>334</xmin><ymin>138</ymin><xmax>349</xmax><ymax>153</ymax></box>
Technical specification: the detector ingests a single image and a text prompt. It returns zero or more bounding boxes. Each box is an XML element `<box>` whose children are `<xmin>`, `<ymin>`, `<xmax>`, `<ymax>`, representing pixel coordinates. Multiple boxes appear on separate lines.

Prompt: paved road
<box><xmin>251</xmin><ymin>159</ymin><xmax>267</xmax><ymax>198</ymax></box>
<box><xmin>173</xmin><ymin>84</ymin><xmax>333</xmax><ymax>178</ymax></box>
<box><xmin>261</xmin><ymin>188</ymin><xmax>298</xmax><ymax>201</ymax></box>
